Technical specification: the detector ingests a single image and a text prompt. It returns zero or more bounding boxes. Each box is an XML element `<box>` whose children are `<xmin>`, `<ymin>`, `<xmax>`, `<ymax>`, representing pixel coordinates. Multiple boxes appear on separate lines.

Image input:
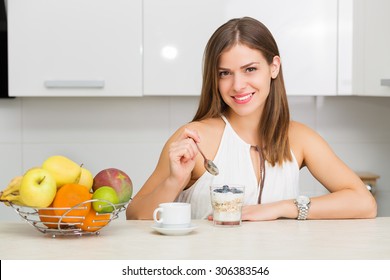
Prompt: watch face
<box><xmin>297</xmin><ymin>195</ymin><xmax>310</xmax><ymax>204</ymax></box>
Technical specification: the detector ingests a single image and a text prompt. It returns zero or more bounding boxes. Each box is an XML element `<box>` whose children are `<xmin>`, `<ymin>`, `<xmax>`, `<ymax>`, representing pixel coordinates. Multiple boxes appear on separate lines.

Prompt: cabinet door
<box><xmin>340</xmin><ymin>0</ymin><xmax>390</xmax><ymax>96</ymax></box>
<box><xmin>144</xmin><ymin>0</ymin><xmax>338</xmax><ymax>96</ymax></box>
<box><xmin>363</xmin><ymin>0</ymin><xmax>390</xmax><ymax>96</ymax></box>
<box><xmin>8</xmin><ymin>0</ymin><xmax>142</xmax><ymax>97</ymax></box>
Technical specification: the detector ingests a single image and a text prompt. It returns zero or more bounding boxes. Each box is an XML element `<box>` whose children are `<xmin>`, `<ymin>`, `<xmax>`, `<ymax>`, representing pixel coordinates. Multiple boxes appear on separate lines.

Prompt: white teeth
<box><xmin>235</xmin><ymin>93</ymin><xmax>252</xmax><ymax>101</ymax></box>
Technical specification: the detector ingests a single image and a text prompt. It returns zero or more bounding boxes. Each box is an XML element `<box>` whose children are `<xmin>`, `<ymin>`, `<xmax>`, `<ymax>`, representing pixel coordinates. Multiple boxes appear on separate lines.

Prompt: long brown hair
<box><xmin>192</xmin><ymin>17</ymin><xmax>291</xmax><ymax>166</ymax></box>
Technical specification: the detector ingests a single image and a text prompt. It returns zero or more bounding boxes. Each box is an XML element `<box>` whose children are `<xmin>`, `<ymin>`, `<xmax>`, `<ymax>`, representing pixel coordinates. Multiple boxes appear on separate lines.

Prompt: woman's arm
<box><xmin>242</xmin><ymin>122</ymin><xmax>377</xmax><ymax>221</ymax></box>
<box><xmin>126</xmin><ymin>127</ymin><xmax>201</xmax><ymax>220</ymax></box>
<box><xmin>295</xmin><ymin>122</ymin><xmax>377</xmax><ymax>219</ymax></box>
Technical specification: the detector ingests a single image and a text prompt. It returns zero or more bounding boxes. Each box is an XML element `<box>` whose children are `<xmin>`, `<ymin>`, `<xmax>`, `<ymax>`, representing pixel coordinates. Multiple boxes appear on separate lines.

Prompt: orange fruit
<box><xmin>78</xmin><ymin>209</ymin><xmax>110</xmax><ymax>232</ymax></box>
<box><xmin>53</xmin><ymin>183</ymin><xmax>92</xmax><ymax>223</ymax></box>
<box><xmin>38</xmin><ymin>205</ymin><xmax>60</xmax><ymax>229</ymax></box>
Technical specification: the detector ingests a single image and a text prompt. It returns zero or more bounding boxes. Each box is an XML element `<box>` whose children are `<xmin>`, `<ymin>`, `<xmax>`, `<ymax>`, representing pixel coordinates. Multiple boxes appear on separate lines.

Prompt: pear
<box><xmin>42</xmin><ymin>155</ymin><xmax>81</xmax><ymax>188</ymax></box>
<box><xmin>78</xmin><ymin>167</ymin><xmax>94</xmax><ymax>192</ymax></box>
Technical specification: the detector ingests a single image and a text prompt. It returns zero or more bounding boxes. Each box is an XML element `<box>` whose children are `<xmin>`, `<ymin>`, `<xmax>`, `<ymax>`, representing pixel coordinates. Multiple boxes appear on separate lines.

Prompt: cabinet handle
<box><xmin>44</xmin><ymin>80</ymin><xmax>105</xmax><ymax>88</ymax></box>
<box><xmin>380</xmin><ymin>79</ymin><xmax>390</xmax><ymax>87</ymax></box>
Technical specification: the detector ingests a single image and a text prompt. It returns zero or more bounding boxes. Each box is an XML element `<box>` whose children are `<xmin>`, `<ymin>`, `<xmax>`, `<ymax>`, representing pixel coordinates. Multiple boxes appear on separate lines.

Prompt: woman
<box><xmin>126</xmin><ymin>17</ymin><xmax>376</xmax><ymax>221</ymax></box>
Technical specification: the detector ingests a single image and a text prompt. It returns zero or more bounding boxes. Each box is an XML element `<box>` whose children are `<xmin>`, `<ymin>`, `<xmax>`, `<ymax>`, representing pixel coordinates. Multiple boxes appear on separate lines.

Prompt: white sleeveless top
<box><xmin>176</xmin><ymin>116</ymin><xmax>300</xmax><ymax>219</ymax></box>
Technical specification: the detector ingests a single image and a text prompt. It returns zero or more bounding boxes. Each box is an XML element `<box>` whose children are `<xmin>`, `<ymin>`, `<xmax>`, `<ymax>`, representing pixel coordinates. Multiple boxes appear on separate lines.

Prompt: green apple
<box><xmin>19</xmin><ymin>168</ymin><xmax>57</xmax><ymax>208</ymax></box>
<box><xmin>42</xmin><ymin>155</ymin><xmax>81</xmax><ymax>188</ymax></box>
<box><xmin>92</xmin><ymin>186</ymin><xmax>119</xmax><ymax>213</ymax></box>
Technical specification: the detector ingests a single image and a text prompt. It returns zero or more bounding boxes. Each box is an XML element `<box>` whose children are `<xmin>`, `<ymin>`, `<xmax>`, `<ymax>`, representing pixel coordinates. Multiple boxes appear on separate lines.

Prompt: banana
<box><xmin>1</xmin><ymin>176</ymin><xmax>23</xmax><ymax>197</ymax></box>
<box><xmin>1</xmin><ymin>193</ymin><xmax>24</xmax><ymax>205</ymax></box>
<box><xmin>0</xmin><ymin>176</ymin><xmax>26</xmax><ymax>206</ymax></box>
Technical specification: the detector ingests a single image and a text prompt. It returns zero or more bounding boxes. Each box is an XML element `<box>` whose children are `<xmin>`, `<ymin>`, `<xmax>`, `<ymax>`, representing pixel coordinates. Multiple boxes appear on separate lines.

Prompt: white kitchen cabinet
<box><xmin>8</xmin><ymin>0</ymin><xmax>142</xmax><ymax>97</ymax></box>
<box><xmin>338</xmin><ymin>0</ymin><xmax>390</xmax><ymax>96</ymax></box>
<box><xmin>144</xmin><ymin>0</ymin><xmax>338</xmax><ymax>96</ymax></box>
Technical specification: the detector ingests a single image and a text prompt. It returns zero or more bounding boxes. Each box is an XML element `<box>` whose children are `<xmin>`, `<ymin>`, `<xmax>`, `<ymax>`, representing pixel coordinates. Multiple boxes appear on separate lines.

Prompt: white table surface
<box><xmin>1</xmin><ymin>218</ymin><xmax>390</xmax><ymax>260</ymax></box>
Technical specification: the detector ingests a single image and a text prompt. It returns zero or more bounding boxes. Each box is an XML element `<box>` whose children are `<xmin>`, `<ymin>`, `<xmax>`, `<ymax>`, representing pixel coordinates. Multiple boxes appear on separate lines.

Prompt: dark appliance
<box><xmin>0</xmin><ymin>0</ymin><xmax>9</xmax><ymax>98</ymax></box>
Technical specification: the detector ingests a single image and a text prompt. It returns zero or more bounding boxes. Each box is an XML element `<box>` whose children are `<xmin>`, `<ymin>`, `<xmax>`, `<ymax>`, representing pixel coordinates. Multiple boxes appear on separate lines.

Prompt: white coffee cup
<box><xmin>153</xmin><ymin>202</ymin><xmax>191</xmax><ymax>228</ymax></box>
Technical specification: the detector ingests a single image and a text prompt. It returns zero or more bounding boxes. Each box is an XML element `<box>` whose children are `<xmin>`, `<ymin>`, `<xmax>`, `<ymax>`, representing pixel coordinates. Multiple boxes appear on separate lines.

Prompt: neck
<box><xmin>225</xmin><ymin>110</ymin><xmax>262</xmax><ymax>146</ymax></box>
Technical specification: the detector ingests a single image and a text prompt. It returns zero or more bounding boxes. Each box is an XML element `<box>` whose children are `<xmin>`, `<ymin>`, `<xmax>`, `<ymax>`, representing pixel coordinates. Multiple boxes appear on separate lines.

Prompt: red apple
<box><xmin>92</xmin><ymin>168</ymin><xmax>132</xmax><ymax>204</ymax></box>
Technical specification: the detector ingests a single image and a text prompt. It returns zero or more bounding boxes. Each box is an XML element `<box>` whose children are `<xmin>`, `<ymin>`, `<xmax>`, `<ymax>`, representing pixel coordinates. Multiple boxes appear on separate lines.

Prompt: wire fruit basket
<box><xmin>8</xmin><ymin>199</ymin><xmax>128</xmax><ymax>238</ymax></box>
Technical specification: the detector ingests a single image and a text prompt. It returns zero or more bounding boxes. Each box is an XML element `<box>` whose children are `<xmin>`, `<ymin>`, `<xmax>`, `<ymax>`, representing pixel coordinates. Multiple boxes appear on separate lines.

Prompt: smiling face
<box><xmin>217</xmin><ymin>44</ymin><xmax>280</xmax><ymax>119</ymax></box>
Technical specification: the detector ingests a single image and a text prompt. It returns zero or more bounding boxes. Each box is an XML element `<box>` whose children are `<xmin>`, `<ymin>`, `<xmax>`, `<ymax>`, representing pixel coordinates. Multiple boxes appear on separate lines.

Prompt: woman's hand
<box><xmin>167</xmin><ymin>128</ymin><xmax>201</xmax><ymax>187</ymax></box>
<box><xmin>241</xmin><ymin>205</ymin><xmax>278</xmax><ymax>221</ymax></box>
<box><xmin>241</xmin><ymin>200</ymin><xmax>297</xmax><ymax>221</ymax></box>
<box><xmin>207</xmin><ymin>203</ymin><xmax>287</xmax><ymax>222</ymax></box>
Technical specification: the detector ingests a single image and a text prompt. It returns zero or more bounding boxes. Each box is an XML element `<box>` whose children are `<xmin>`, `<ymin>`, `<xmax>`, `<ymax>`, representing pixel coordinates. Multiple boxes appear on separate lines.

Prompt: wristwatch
<box><xmin>294</xmin><ymin>195</ymin><xmax>311</xmax><ymax>220</ymax></box>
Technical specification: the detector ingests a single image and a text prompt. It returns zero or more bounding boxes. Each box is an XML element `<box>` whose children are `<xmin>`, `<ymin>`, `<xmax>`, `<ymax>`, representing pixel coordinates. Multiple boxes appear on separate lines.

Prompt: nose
<box><xmin>233</xmin><ymin>73</ymin><xmax>247</xmax><ymax>92</ymax></box>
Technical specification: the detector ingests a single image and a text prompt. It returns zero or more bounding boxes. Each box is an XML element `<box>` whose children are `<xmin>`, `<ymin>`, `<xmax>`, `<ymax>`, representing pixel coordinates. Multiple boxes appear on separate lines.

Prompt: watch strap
<box><xmin>297</xmin><ymin>205</ymin><xmax>310</xmax><ymax>220</ymax></box>
<box><xmin>294</xmin><ymin>196</ymin><xmax>311</xmax><ymax>220</ymax></box>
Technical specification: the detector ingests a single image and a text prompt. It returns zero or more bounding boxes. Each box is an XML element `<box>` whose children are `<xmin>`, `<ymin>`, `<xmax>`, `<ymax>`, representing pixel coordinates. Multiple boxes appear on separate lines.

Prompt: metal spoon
<box><xmin>194</xmin><ymin>142</ymin><xmax>219</xmax><ymax>176</ymax></box>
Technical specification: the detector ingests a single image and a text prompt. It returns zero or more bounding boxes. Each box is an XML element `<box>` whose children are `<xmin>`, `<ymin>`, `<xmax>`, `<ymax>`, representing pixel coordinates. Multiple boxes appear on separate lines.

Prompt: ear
<box><xmin>270</xmin><ymin>56</ymin><xmax>281</xmax><ymax>79</ymax></box>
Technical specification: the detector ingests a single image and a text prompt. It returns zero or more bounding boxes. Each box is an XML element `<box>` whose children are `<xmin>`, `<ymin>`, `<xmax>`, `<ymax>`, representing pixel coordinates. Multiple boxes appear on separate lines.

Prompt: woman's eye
<box><xmin>246</xmin><ymin>67</ymin><xmax>257</xmax><ymax>73</ymax></box>
<box><xmin>218</xmin><ymin>71</ymin><xmax>230</xmax><ymax>78</ymax></box>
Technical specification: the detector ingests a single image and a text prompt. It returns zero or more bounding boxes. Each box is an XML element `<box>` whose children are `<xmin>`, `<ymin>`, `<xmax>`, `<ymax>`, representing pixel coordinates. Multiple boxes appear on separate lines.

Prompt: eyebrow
<box><xmin>218</xmin><ymin>62</ymin><xmax>260</xmax><ymax>71</ymax></box>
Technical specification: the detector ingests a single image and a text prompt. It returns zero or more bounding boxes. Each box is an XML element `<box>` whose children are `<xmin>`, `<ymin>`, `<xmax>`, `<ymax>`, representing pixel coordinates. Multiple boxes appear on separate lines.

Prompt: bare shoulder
<box><xmin>185</xmin><ymin>117</ymin><xmax>225</xmax><ymax>130</ymax></box>
<box><xmin>182</xmin><ymin>117</ymin><xmax>225</xmax><ymax>141</ymax></box>
<box><xmin>289</xmin><ymin>121</ymin><xmax>328</xmax><ymax>167</ymax></box>
<box><xmin>160</xmin><ymin>117</ymin><xmax>224</xmax><ymax>153</ymax></box>
<box><xmin>289</xmin><ymin>121</ymin><xmax>326</xmax><ymax>142</ymax></box>
<box><xmin>186</xmin><ymin>117</ymin><xmax>225</xmax><ymax>158</ymax></box>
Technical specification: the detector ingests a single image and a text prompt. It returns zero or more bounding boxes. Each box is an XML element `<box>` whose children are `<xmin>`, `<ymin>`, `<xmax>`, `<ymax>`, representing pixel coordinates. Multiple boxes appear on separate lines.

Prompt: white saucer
<box><xmin>151</xmin><ymin>223</ymin><xmax>198</xmax><ymax>236</ymax></box>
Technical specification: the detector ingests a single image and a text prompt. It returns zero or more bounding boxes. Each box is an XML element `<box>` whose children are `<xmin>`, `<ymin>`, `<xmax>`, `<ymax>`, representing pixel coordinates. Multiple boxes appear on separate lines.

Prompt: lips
<box><xmin>233</xmin><ymin>93</ymin><xmax>254</xmax><ymax>104</ymax></box>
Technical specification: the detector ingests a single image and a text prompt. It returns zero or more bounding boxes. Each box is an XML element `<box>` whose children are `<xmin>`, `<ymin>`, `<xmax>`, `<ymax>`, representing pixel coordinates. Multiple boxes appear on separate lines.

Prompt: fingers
<box><xmin>169</xmin><ymin>138</ymin><xmax>198</xmax><ymax>162</ymax></box>
<box><xmin>169</xmin><ymin>127</ymin><xmax>201</xmax><ymax>162</ymax></box>
<box><xmin>166</xmin><ymin>128</ymin><xmax>201</xmax><ymax>182</ymax></box>
<box><xmin>177</xmin><ymin>128</ymin><xmax>201</xmax><ymax>144</ymax></box>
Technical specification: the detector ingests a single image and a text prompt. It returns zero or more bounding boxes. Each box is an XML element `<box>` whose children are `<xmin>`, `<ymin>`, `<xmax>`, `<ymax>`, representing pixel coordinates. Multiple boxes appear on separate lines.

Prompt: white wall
<box><xmin>1</xmin><ymin>95</ymin><xmax>389</xmax><ymax>221</ymax></box>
